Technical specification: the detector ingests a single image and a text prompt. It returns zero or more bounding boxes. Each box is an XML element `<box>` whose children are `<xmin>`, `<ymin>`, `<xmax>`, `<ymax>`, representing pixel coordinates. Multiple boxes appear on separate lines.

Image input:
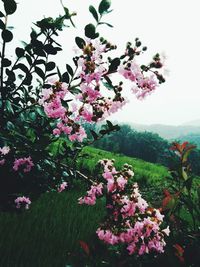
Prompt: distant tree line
<box><xmin>91</xmin><ymin>124</ymin><xmax>200</xmax><ymax>176</ymax></box>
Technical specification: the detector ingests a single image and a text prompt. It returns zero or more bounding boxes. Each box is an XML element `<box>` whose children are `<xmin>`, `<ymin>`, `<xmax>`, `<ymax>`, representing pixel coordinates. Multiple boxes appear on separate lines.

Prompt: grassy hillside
<box><xmin>77</xmin><ymin>146</ymin><xmax>169</xmax><ymax>186</ymax></box>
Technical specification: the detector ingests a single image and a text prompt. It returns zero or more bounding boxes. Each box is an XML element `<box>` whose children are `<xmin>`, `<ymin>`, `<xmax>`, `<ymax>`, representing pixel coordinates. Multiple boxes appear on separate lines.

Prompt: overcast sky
<box><xmin>4</xmin><ymin>0</ymin><xmax>200</xmax><ymax>125</ymax></box>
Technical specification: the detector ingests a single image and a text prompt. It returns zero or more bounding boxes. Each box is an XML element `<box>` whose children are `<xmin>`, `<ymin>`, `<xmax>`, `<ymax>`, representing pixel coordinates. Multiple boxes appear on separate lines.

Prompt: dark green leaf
<box><xmin>23</xmin><ymin>73</ymin><xmax>32</xmax><ymax>86</ymax></box>
<box><xmin>62</xmin><ymin>72</ymin><xmax>69</xmax><ymax>83</ymax></box>
<box><xmin>99</xmin><ymin>129</ymin><xmax>107</xmax><ymax>135</ymax></box>
<box><xmin>57</xmin><ymin>67</ymin><xmax>62</xmax><ymax>80</ymax></box>
<box><xmin>2</xmin><ymin>58</ymin><xmax>11</xmax><ymax>67</ymax></box>
<box><xmin>35</xmin><ymin>59</ymin><xmax>45</xmax><ymax>65</ymax></box>
<box><xmin>1</xmin><ymin>29</ymin><xmax>13</xmax><ymax>42</ymax></box>
<box><xmin>3</xmin><ymin>0</ymin><xmax>17</xmax><ymax>15</ymax></box>
<box><xmin>0</xmin><ymin>11</ymin><xmax>5</xmax><ymax>17</ymax></box>
<box><xmin>35</xmin><ymin>66</ymin><xmax>45</xmax><ymax>80</ymax></box>
<box><xmin>89</xmin><ymin>5</ymin><xmax>99</xmax><ymax>22</ymax></box>
<box><xmin>98</xmin><ymin>22</ymin><xmax>113</xmax><ymax>27</ymax></box>
<box><xmin>90</xmin><ymin>130</ymin><xmax>98</xmax><ymax>140</ymax></box>
<box><xmin>108</xmin><ymin>57</ymin><xmax>121</xmax><ymax>72</ymax></box>
<box><xmin>85</xmin><ymin>23</ymin><xmax>98</xmax><ymax>39</ymax></box>
<box><xmin>102</xmin><ymin>81</ymin><xmax>114</xmax><ymax>90</ymax></box>
<box><xmin>15</xmin><ymin>47</ymin><xmax>25</xmax><ymax>58</ymax></box>
<box><xmin>5</xmin><ymin>100</ymin><xmax>14</xmax><ymax>114</ymax></box>
<box><xmin>69</xmin><ymin>87</ymin><xmax>81</xmax><ymax>94</ymax></box>
<box><xmin>0</xmin><ymin>19</ymin><xmax>5</xmax><ymax>29</ymax></box>
<box><xmin>44</xmin><ymin>44</ymin><xmax>57</xmax><ymax>55</ymax></box>
<box><xmin>5</xmin><ymin>68</ymin><xmax>15</xmax><ymax>82</ymax></box>
<box><xmin>36</xmin><ymin>106</ymin><xmax>46</xmax><ymax>117</ymax></box>
<box><xmin>75</xmin><ymin>37</ymin><xmax>86</xmax><ymax>49</ymax></box>
<box><xmin>98</xmin><ymin>0</ymin><xmax>111</xmax><ymax>14</ymax></box>
<box><xmin>46</xmin><ymin>62</ymin><xmax>56</xmax><ymax>71</ymax></box>
<box><xmin>106</xmin><ymin>120</ymin><xmax>113</xmax><ymax>129</ymax></box>
<box><xmin>6</xmin><ymin>121</ymin><xmax>15</xmax><ymax>130</ymax></box>
<box><xmin>33</xmin><ymin>47</ymin><xmax>46</xmax><ymax>57</ymax></box>
<box><xmin>26</xmin><ymin>55</ymin><xmax>33</xmax><ymax>66</ymax></box>
<box><xmin>66</xmin><ymin>64</ymin><xmax>73</xmax><ymax>76</ymax></box>
<box><xmin>46</xmin><ymin>72</ymin><xmax>58</xmax><ymax>79</ymax></box>
<box><xmin>13</xmin><ymin>63</ymin><xmax>29</xmax><ymax>73</ymax></box>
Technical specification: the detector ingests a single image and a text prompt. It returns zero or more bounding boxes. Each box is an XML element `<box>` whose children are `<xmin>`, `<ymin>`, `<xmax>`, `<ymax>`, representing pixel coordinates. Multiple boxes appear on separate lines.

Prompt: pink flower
<box><xmin>13</xmin><ymin>156</ymin><xmax>34</xmax><ymax>173</ymax></box>
<box><xmin>57</xmin><ymin>182</ymin><xmax>68</xmax><ymax>193</ymax></box>
<box><xmin>15</xmin><ymin>196</ymin><xmax>31</xmax><ymax>209</ymax></box>
<box><xmin>0</xmin><ymin>146</ymin><xmax>10</xmax><ymax>155</ymax></box>
<box><xmin>116</xmin><ymin>175</ymin><xmax>127</xmax><ymax>190</ymax></box>
<box><xmin>0</xmin><ymin>159</ymin><xmax>5</xmax><ymax>166</ymax></box>
<box><xmin>162</xmin><ymin>226</ymin><xmax>170</xmax><ymax>236</ymax></box>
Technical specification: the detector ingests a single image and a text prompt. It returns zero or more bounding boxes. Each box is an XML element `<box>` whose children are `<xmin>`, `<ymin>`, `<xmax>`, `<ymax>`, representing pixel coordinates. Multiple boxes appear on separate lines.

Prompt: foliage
<box><xmin>161</xmin><ymin>142</ymin><xmax>200</xmax><ymax>266</ymax></box>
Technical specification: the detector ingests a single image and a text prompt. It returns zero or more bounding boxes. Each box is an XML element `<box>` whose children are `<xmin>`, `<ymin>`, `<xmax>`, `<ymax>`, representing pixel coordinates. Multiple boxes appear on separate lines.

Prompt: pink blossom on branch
<box><xmin>79</xmin><ymin>159</ymin><xmax>169</xmax><ymax>256</ymax></box>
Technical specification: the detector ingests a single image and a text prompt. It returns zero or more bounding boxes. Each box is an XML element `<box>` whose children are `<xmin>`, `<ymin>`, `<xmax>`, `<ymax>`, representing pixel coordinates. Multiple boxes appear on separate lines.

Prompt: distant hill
<box><xmin>182</xmin><ymin>119</ymin><xmax>200</xmax><ymax>127</ymax></box>
<box><xmin>128</xmin><ymin>123</ymin><xmax>200</xmax><ymax>140</ymax></box>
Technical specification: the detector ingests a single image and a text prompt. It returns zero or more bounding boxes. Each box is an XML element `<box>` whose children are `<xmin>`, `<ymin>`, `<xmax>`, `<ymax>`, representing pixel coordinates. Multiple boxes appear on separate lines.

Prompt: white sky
<box><xmin>3</xmin><ymin>0</ymin><xmax>200</xmax><ymax>125</ymax></box>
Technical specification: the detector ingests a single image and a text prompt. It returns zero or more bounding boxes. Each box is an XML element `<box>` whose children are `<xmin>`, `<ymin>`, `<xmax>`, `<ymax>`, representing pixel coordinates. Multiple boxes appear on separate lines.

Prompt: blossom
<box><xmin>15</xmin><ymin>196</ymin><xmax>31</xmax><ymax>209</ymax></box>
<box><xmin>13</xmin><ymin>156</ymin><xmax>34</xmax><ymax>173</ymax></box>
<box><xmin>162</xmin><ymin>226</ymin><xmax>170</xmax><ymax>236</ymax></box>
<box><xmin>80</xmin><ymin>159</ymin><xmax>169</xmax><ymax>256</ymax></box>
<box><xmin>0</xmin><ymin>159</ymin><xmax>5</xmax><ymax>166</ymax></box>
<box><xmin>0</xmin><ymin>146</ymin><xmax>10</xmax><ymax>155</ymax></box>
<box><xmin>57</xmin><ymin>182</ymin><xmax>68</xmax><ymax>193</ymax></box>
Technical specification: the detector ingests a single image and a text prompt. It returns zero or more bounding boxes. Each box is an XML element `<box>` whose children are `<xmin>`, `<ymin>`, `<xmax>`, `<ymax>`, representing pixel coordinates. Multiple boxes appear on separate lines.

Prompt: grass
<box><xmin>0</xmin><ymin>190</ymin><xmax>105</xmax><ymax>267</ymax></box>
<box><xmin>77</xmin><ymin>146</ymin><xmax>169</xmax><ymax>185</ymax></box>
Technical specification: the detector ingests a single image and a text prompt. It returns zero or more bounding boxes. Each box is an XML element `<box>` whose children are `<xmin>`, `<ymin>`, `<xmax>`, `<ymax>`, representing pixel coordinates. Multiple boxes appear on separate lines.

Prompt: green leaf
<box><xmin>15</xmin><ymin>47</ymin><xmax>24</xmax><ymax>58</ymax></box>
<box><xmin>13</xmin><ymin>63</ymin><xmax>29</xmax><ymax>74</ymax></box>
<box><xmin>35</xmin><ymin>66</ymin><xmax>45</xmax><ymax>80</ymax></box>
<box><xmin>36</xmin><ymin>106</ymin><xmax>46</xmax><ymax>117</ymax></box>
<box><xmin>108</xmin><ymin>57</ymin><xmax>121</xmax><ymax>72</ymax></box>
<box><xmin>98</xmin><ymin>22</ymin><xmax>113</xmax><ymax>28</ymax></box>
<box><xmin>1</xmin><ymin>29</ymin><xmax>13</xmax><ymax>42</ymax></box>
<box><xmin>66</xmin><ymin>64</ymin><xmax>73</xmax><ymax>76</ymax></box>
<box><xmin>102</xmin><ymin>81</ymin><xmax>114</xmax><ymax>90</ymax></box>
<box><xmin>62</xmin><ymin>72</ymin><xmax>69</xmax><ymax>83</ymax></box>
<box><xmin>0</xmin><ymin>11</ymin><xmax>5</xmax><ymax>17</ymax></box>
<box><xmin>98</xmin><ymin>0</ymin><xmax>111</xmax><ymax>14</ymax></box>
<box><xmin>5</xmin><ymin>100</ymin><xmax>14</xmax><ymax>114</ymax></box>
<box><xmin>85</xmin><ymin>23</ymin><xmax>98</xmax><ymax>39</ymax></box>
<box><xmin>2</xmin><ymin>58</ymin><xmax>11</xmax><ymax>67</ymax></box>
<box><xmin>75</xmin><ymin>37</ymin><xmax>86</xmax><ymax>49</ymax></box>
<box><xmin>0</xmin><ymin>19</ymin><xmax>5</xmax><ymax>29</ymax></box>
<box><xmin>57</xmin><ymin>67</ymin><xmax>62</xmax><ymax>80</ymax></box>
<box><xmin>3</xmin><ymin>0</ymin><xmax>17</xmax><ymax>15</ymax></box>
<box><xmin>6</xmin><ymin>121</ymin><xmax>15</xmax><ymax>130</ymax></box>
<box><xmin>26</xmin><ymin>55</ymin><xmax>33</xmax><ymax>66</ymax></box>
<box><xmin>46</xmin><ymin>62</ymin><xmax>56</xmax><ymax>71</ymax></box>
<box><xmin>90</xmin><ymin>130</ymin><xmax>98</xmax><ymax>140</ymax></box>
<box><xmin>106</xmin><ymin>120</ymin><xmax>113</xmax><ymax>129</ymax></box>
<box><xmin>89</xmin><ymin>5</ymin><xmax>99</xmax><ymax>22</ymax></box>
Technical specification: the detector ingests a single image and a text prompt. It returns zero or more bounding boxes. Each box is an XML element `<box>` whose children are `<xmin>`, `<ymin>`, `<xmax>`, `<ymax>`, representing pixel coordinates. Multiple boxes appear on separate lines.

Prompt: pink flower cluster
<box><xmin>118</xmin><ymin>62</ymin><xmax>158</xmax><ymax>100</ymax></box>
<box><xmin>39</xmin><ymin>39</ymin><xmax>129</xmax><ymax>141</ymax></box>
<box><xmin>15</xmin><ymin>196</ymin><xmax>31</xmax><ymax>209</ymax></box>
<box><xmin>13</xmin><ymin>156</ymin><xmax>34</xmax><ymax>173</ymax></box>
<box><xmin>80</xmin><ymin>159</ymin><xmax>169</xmax><ymax>256</ymax></box>
<box><xmin>78</xmin><ymin>183</ymin><xmax>103</xmax><ymax>205</ymax></box>
<box><xmin>57</xmin><ymin>181</ymin><xmax>68</xmax><ymax>193</ymax></box>
<box><xmin>0</xmin><ymin>146</ymin><xmax>10</xmax><ymax>166</ymax></box>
